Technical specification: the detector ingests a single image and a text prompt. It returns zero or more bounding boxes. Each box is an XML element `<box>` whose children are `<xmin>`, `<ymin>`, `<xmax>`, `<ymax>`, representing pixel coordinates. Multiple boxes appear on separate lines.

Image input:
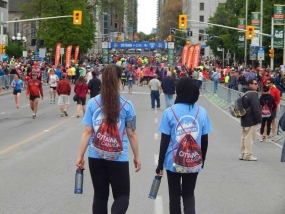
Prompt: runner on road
<box><xmin>48</xmin><ymin>68</ymin><xmax>59</xmax><ymax>104</ymax></box>
<box><xmin>11</xmin><ymin>73</ymin><xmax>24</xmax><ymax>108</ymax></box>
<box><xmin>26</xmin><ymin>72</ymin><xmax>44</xmax><ymax>119</ymax></box>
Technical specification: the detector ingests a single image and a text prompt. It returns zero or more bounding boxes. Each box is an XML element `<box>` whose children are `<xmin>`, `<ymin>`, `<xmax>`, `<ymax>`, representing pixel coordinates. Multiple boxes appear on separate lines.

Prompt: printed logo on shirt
<box><xmin>92</xmin><ymin>108</ymin><xmax>122</xmax><ymax>131</ymax></box>
<box><xmin>174</xmin><ymin>115</ymin><xmax>200</xmax><ymax>142</ymax></box>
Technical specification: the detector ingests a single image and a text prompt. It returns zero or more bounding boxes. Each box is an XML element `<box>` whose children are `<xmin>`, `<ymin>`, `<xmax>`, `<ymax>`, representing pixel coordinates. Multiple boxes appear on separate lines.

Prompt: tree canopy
<box><xmin>206</xmin><ymin>0</ymin><xmax>285</xmax><ymax>66</ymax></box>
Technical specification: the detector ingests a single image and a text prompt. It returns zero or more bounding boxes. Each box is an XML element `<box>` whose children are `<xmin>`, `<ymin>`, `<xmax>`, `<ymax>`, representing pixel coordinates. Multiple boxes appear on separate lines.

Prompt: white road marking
<box><xmin>155</xmin><ymin>109</ymin><xmax>158</xmax><ymax>113</ymax></box>
<box><xmin>155</xmin><ymin>118</ymin><xmax>158</xmax><ymax>124</ymax></box>
<box><xmin>71</xmin><ymin>116</ymin><xmax>75</xmax><ymax>118</ymax></box>
<box><xmin>154</xmin><ymin>155</ymin><xmax>158</xmax><ymax>165</ymax></box>
<box><xmin>154</xmin><ymin>196</ymin><xmax>164</xmax><ymax>214</ymax></box>
<box><xmin>1</xmin><ymin>112</ymin><xmax>5</xmax><ymax>114</ymax></box>
<box><xmin>121</xmin><ymin>91</ymin><xmax>150</xmax><ymax>95</ymax></box>
<box><xmin>154</xmin><ymin>133</ymin><xmax>158</xmax><ymax>140</ymax></box>
<box><xmin>44</xmin><ymin>130</ymin><xmax>49</xmax><ymax>132</ymax></box>
<box><xmin>204</xmin><ymin>95</ymin><xmax>283</xmax><ymax>149</ymax></box>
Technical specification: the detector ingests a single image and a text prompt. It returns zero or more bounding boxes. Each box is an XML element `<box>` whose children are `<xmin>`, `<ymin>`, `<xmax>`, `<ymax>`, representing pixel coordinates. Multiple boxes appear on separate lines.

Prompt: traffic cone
<box><xmin>281</xmin><ymin>141</ymin><xmax>285</xmax><ymax>162</ymax></box>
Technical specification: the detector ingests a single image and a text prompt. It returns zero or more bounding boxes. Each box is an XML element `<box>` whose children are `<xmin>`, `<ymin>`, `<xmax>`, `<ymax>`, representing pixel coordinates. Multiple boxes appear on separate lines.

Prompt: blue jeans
<box><xmin>214</xmin><ymin>78</ymin><xmax>219</xmax><ymax>93</ymax></box>
<box><xmin>164</xmin><ymin>94</ymin><xmax>173</xmax><ymax>108</ymax></box>
<box><xmin>151</xmin><ymin>90</ymin><xmax>160</xmax><ymax>108</ymax></box>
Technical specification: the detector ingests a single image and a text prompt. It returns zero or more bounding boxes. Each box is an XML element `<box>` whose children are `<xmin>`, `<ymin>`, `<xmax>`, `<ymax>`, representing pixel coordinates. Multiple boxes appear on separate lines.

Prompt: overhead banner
<box><xmin>251</xmin><ymin>30</ymin><xmax>260</xmax><ymax>47</ymax></box>
<box><xmin>181</xmin><ymin>45</ymin><xmax>189</xmax><ymax>66</ymax></box>
<box><xmin>65</xmin><ymin>45</ymin><xmax>72</xmax><ymax>68</ymax></box>
<box><xmin>186</xmin><ymin>46</ymin><xmax>195</xmax><ymax>68</ymax></box>
<box><xmin>251</xmin><ymin>12</ymin><xmax>260</xmax><ymax>29</ymax></box>
<box><xmin>191</xmin><ymin>44</ymin><xmax>201</xmax><ymax>70</ymax></box>
<box><xmin>238</xmin><ymin>34</ymin><xmax>245</xmax><ymax>48</ymax></box>
<box><xmin>74</xmin><ymin>46</ymin><xmax>80</xmax><ymax>64</ymax></box>
<box><xmin>274</xmin><ymin>4</ymin><xmax>284</xmax><ymax>25</ymax></box>
<box><xmin>273</xmin><ymin>28</ymin><xmax>284</xmax><ymax>48</ymax></box>
<box><xmin>54</xmin><ymin>43</ymin><xmax>61</xmax><ymax>67</ymax></box>
<box><xmin>238</xmin><ymin>18</ymin><xmax>246</xmax><ymax>29</ymax></box>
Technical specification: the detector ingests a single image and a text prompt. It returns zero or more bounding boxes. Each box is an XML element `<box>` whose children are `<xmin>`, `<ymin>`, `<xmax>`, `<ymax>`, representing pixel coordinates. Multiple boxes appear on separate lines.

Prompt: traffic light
<box><xmin>167</xmin><ymin>35</ymin><xmax>172</xmax><ymax>42</ymax></box>
<box><xmin>73</xmin><ymin>10</ymin><xmax>82</xmax><ymax>25</ymax></box>
<box><xmin>179</xmin><ymin>15</ymin><xmax>187</xmax><ymax>30</ymax></box>
<box><xmin>0</xmin><ymin>45</ymin><xmax>5</xmax><ymax>53</ymax></box>
<box><xmin>246</xmin><ymin>25</ymin><xmax>254</xmax><ymax>40</ymax></box>
<box><xmin>118</xmin><ymin>34</ymin><xmax>122</xmax><ymax>42</ymax></box>
<box><xmin>269</xmin><ymin>49</ymin><xmax>274</xmax><ymax>58</ymax></box>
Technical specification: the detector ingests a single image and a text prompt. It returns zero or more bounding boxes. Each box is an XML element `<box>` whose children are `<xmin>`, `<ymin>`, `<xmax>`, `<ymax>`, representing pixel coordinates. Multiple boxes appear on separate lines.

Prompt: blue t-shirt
<box><xmin>55</xmin><ymin>69</ymin><xmax>62</xmax><ymax>80</ymax></box>
<box><xmin>158</xmin><ymin>103</ymin><xmax>213</xmax><ymax>173</ymax></box>
<box><xmin>11</xmin><ymin>80</ymin><xmax>23</xmax><ymax>90</ymax></box>
<box><xmin>83</xmin><ymin>95</ymin><xmax>136</xmax><ymax>162</ymax></box>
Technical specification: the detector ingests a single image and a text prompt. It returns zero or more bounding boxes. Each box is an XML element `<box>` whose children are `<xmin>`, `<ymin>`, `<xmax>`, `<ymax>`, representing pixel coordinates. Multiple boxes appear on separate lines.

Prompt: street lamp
<box><xmin>11</xmin><ymin>33</ymin><xmax>26</xmax><ymax>50</ymax></box>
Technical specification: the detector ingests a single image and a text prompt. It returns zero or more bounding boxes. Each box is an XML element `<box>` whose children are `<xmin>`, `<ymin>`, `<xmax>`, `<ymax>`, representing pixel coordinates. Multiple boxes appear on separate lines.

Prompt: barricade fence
<box><xmin>202</xmin><ymin>81</ymin><xmax>285</xmax><ymax>143</ymax></box>
<box><xmin>0</xmin><ymin>74</ymin><xmax>16</xmax><ymax>90</ymax></box>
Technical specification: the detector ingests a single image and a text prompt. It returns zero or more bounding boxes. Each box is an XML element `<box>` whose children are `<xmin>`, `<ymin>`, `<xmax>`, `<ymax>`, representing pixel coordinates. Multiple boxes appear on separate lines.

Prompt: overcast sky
<box><xmin>137</xmin><ymin>0</ymin><xmax>157</xmax><ymax>34</ymax></box>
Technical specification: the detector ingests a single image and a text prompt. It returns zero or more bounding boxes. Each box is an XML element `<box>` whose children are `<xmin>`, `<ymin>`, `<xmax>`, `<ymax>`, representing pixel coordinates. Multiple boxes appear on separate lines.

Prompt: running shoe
<box><xmin>50</xmin><ymin>100</ymin><xmax>53</xmax><ymax>104</ymax></box>
<box><xmin>32</xmin><ymin>114</ymin><xmax>36</xmax><ymax>119</ymax></box>
<box><xmin>63</xmin><ymin>110</ymin><xmax>68</xmax><ymax>116</ymax></box>
<box><xmin>61</xmin><ymin>113</ymin><xmax>64</xmax><ymax>117</ymax></box>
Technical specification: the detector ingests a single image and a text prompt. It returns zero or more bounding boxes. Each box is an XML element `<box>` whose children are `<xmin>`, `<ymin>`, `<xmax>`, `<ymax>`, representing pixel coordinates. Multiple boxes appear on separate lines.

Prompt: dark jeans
<box><xmin>151</xmin><ymin>90</ymin><xmax>160</xmax><ymax>108</ymax></box>
<box><xmin>260</xmin><ymin>118</ymin><xmax>273</xmax><ymax>136</ymax></box>
<box><xmin>89</xmin><ymin>158</ymin><xmax>130</xmax><ymax>214</ymax></box>
<box><xmin>166</xmin><ymin>170</ymin><xmax>198</xmax><ymax>214</ymax></box>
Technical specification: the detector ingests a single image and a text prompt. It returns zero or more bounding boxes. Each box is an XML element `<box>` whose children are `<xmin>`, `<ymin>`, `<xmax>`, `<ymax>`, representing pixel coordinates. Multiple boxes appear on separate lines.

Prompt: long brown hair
<box><xmin>101</xmin><ymin>65</ymin><xmax>122</xmax><ymax>124</ymax></box>
<box><xmin>76</xmin><ymin>76</ymin><xmax>85</xmax><ymax>84</ymax></box>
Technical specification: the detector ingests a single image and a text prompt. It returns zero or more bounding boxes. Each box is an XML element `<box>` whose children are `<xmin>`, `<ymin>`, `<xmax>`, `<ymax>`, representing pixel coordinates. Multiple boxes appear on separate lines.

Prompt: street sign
<box><xmin>217</xmin><ymin>47</ymin><xmax>223</xmax><ymax>51</ymax></box>
<box><xmin>109</xmin><ymin>42</ymin><xmax>167</xmax><ymax>49</ymax></box>
<box><xmin>257</xmin><ymin>46</ymin><xmax>265</xmax><ymax>60</ymax></box>
<box><xmin>167</xmin><ymin>42</ymin><xmax>174</xmax><ymax>49</ymax></box>
<box><xmin>22</xmin><ymin>51</ymin><xmax>27</xmax><ymax>57</ymax></box>
<box><xmin>250</xmin><ymin>46</ymin><xmax>257</xmax><ymax>60</ymax></box>
<box><xmin>226</xmin><ymin>53</ymin><xmax>231</xmax><ymax>59</ymax></box>
<box><xmin>170</xmin><ymin>28</ymin><xmax>176</xmax><ymax>35</ymax></box>
<box><xmin>39</xmin><ymin>48</ymin><xmax>46</xmax><ymax>58</ymax></box>
<box><xmin>60</xmin><ymin>48</ymin><xmax>64</xmax><ymax>55</ymax></box>
<box><xmin>187</xmin><ymin>31</ymin><xmax>192</xmax><ymax>37</ymax></box>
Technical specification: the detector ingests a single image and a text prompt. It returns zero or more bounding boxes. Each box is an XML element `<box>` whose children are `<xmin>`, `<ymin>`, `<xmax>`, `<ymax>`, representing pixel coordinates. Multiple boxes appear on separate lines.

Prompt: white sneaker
<box><xmin>244</xmin><ymin>156</ymin><xmax>258</xmax><ymax>161</ymax></box>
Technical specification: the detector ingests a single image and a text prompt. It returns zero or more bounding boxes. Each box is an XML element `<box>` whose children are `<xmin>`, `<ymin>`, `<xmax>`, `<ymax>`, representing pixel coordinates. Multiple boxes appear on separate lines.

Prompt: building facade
<box><xmin>0</xmin><ymin>0</ymin><xmax>9</xmax><ymax>45</ymax></box>
<box><xmin>182</xmin><ymin>0</ymin><xmax>226</xmax><ymax>46</ymax></box>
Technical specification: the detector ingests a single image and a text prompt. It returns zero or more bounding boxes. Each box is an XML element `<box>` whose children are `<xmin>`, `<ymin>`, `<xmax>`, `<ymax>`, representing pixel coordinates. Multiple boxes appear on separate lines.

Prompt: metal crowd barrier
<box><xmin>0</xmin><ymin>74</ymin><xmax>15</xmax><ymax>90</ymax></box>
<box><xmin>202</xmin><ymin>81</ymin><xmax>285</xmax><ymax>143</ymax></box>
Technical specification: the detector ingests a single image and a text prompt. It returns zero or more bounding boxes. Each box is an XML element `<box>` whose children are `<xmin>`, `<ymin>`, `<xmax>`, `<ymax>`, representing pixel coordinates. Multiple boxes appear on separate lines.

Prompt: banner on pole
<box><xmin>273</xmin><ymin>28</ymin><xmax>284</xmax><ymax>48</ymax></box>
<box><xmin>191</xmin><ymin>44</ymin><xmax>201</xmax><ymax>70</ymax></box>
<box><xmin>251</xmin><ymin>30</ymin><xmax>260</xmax><ymax>47</ymax></box>
<box><xmin>238</xmin><ymin>18</ymin><xmax>246</xmax><ymax>29</ymax></box>
<box><xmin>238</xmin><ymin>34</ymin><xmax>245</xmax><ymax>48</ymax></box>
<box><xmin>74</xmin><ymin>46</ymin><xmax>80</xmax><ymax>64</ymax></box>
<box><xmin>54</xmin><ymin>43</ymin><xmax>61</xmax><ymax>67</ymax></box>
<box><xmin>251</xmin><ymin>12</ymin><xmax>260</xmax><ymax>29</ymax></box>
<box><xmin>181</xmin><ymin>45</ymin><xmax>189</xmax><ymax>66</ymax></box>
<box><xmin>186</xmin><ymin>46</ymin><xmax>195</xmax><ymax>68</ymax></box>
<box><xmin>65</xmin><ymin>45</ymin><xmax>72</xmax><ymax>68</ymax></box>
<box><xmin>274</xmin><ymin>4</ymin><xmax>284</xmax><ymax>25</ymax></box>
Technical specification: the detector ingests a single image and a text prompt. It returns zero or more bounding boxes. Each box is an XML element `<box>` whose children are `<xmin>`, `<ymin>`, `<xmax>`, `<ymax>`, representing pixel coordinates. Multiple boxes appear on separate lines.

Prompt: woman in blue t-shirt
<box><xmin>76</xmin><ymin>65</ymin><xmax>141</xmax><ymax>214</ymax></box>
<box><xmin>155</xmin><ymin>77</ymin><xmax>213</xmax><ymax>214</ymax></box>
<box><xmin>11</xmin><ymin>74</ymin><xmax>24</xmax><ymax>108</ymax></box>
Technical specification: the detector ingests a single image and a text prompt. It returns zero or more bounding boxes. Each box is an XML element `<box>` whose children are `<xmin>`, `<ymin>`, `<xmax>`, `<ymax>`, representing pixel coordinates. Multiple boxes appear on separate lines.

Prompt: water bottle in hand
<box><xmin>148</xmin><ymin>175</ymin><xmax>162</xmax><ymax>199</ymax></box>
<box><xmin>74</xmin><ymin>169</ymin><xmax>84</xmax><ymax>194</ymax></box>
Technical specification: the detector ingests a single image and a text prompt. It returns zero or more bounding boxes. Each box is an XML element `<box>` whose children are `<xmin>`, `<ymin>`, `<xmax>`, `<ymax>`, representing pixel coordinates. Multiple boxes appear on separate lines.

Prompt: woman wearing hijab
<box><xmin>155</xmin><ymin>77</ymin><xmax>213</xmax><ymax>214</ymax></box>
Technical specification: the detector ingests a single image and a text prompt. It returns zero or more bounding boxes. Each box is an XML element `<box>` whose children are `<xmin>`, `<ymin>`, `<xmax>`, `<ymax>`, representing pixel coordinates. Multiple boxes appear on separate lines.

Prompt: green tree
<box><xmin>206</xmin><ymin>0</ymin><xmax>285</xmax><ymax>66</ymax></box>
<box><xmin>5</xmin><ymin>43</ymin><xmax>25</xmax><ymax>58</ymax></box>
<box><xmin>19</xmin><ymin>0</ymin><xmax>95</xmax><ymax>56</ymax></box>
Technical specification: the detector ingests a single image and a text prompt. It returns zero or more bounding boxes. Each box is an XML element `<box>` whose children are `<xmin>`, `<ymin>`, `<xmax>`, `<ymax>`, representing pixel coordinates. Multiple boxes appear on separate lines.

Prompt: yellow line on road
<box><xmin>0</xmin><ymin>117</ymin><xmax>72</xmax><ymax>156</ymax></box>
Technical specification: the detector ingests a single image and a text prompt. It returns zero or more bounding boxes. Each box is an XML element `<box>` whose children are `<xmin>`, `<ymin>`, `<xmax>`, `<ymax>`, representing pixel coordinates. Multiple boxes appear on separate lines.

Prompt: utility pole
<box><xmin>245</xmin><ymin>0</ymin><xmax>248</xmax><ymax>67</ymax></box>
<box><xmin>270</xmin><ymin>17</ymin><xmax>274</xmax><ymax>70</ymax></box>
<box><xmin>259</xmin><ymin>0</ymin><xmax>263</xmax><ymax>68</ymax></box>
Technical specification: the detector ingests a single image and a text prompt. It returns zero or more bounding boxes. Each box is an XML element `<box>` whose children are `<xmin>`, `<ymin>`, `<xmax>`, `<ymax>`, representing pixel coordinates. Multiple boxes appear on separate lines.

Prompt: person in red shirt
<box><xmin>56</xmin><ymin>74</ymin><xmax>71</xmax><ymax>117</ymax></box>
<box><xmin>26</xmin><ymin>72</ymin><xmax>44</xmax><ymax>119</ymax></box>
<box><xmin>263</xmin><ymin>78</ymin><xmax>281</xmax><ymax>141</ymax></box>
<box><xmin>74</xmin><ymin>76</ymin><xmax>88</xmax><ymax>118</ymax></box>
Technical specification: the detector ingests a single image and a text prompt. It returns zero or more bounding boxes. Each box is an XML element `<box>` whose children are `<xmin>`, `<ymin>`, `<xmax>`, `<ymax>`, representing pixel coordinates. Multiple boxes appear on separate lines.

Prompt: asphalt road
<box><xmin>0</xmin><ymin>85</ymin><xmax>284</xmax><ymax>214</ymax></box>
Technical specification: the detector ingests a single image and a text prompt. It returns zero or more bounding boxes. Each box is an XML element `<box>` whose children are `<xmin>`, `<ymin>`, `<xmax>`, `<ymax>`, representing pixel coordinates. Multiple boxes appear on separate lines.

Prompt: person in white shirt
<box><xmin>48</xmin><ymin>68</ymin><xmax>59</xmax><ymax>104</ymax></box>
<box><xmin>197</xmin><ymin>70</ymin><xmax>204</xmax><ymax>89</ymax></box>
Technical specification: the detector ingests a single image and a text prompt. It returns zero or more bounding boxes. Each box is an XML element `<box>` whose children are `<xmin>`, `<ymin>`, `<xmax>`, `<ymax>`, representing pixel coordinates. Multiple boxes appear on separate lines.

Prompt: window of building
<box><xmin>200</xmin><ymin>3</ymin><xmax>204</xmax><ymax>10</ymax></box>
<box><xmin>14</xmin><ymin>19</ymin><xmax>19</xmax><ymax>37</ymax></box>
<box><xmin>199</xmin><ymin>16</ymin><xmax>204</xmax><ymax>22</ymax></box>
<box><xmin>199</xmin><ymin>30</ymin><xmax>204</xmax><ymax>41</ymax></box>
<box><xmin>114</xmin><ymin>22</ymin><xmax>118</xmax><ymax>29</ymax></box>
<box><xmin>0</xmin><ymin>1</ymin><xmax>7</xmax><ymax>9</ymax></box>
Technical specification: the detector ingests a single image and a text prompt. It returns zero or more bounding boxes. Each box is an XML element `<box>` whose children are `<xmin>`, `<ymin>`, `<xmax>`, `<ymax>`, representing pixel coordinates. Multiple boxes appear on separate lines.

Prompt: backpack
<box><xmin>170</xmin><ymin>107</ymin><xmax>203</xmax><ymax>173</ymax></box>
<box><xmin>92</xmin><ymin>98</ymin><xmax>128</xmax><ymax>161</ymax></box>
<box><xmin>229</xmin><ymin>92</ymin><xmax>250</xmax><ymax>118</ymax></box>
<box><xmin>261</xmin><ymin>100</ymin><xmax>271</xmax><ymax>118</ymax></box>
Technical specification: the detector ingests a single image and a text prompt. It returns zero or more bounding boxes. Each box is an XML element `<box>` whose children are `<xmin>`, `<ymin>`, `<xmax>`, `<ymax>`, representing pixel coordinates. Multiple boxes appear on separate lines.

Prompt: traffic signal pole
<box><xmin>270</xmin><ymin>17</ymin><xmax>274</xmax><ymax>70</ymax></box>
